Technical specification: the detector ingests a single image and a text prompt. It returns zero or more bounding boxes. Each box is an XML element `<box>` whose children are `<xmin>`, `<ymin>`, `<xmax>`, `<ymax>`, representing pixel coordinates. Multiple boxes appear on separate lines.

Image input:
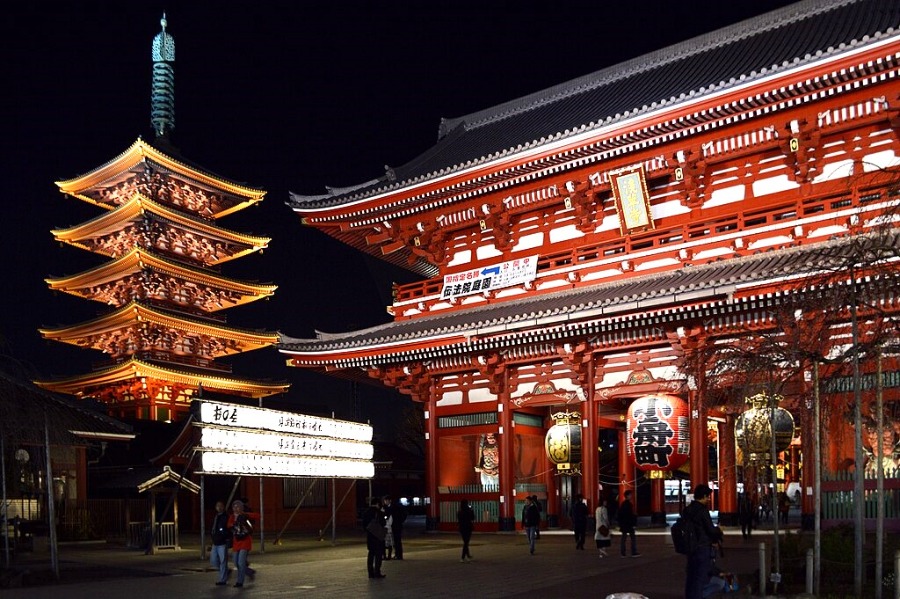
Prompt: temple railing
<box><xmin>820</xmin><ymin>468</ymin><xmax>900</xmax><ymax>527</ymax></box>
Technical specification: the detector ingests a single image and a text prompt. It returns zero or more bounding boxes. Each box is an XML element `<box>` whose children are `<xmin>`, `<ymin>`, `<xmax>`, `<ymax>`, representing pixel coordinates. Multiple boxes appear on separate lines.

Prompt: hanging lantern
<box><xmin>626</xmin><ymin>394</ymin><xmax>690</xmax><ymax>472</ymax></box>
<box><xmin>735</xmin><ymin>393</ymin><xmax>795</xmax><ymax>465</ymax></box>
<box><xmin>545</xmin><ymin>411</ymin><xmax>582</xmax><ymax>474</ymax></box>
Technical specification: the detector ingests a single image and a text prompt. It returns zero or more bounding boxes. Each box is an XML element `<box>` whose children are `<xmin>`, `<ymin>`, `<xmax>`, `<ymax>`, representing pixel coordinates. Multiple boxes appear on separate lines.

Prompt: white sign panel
<box><xmin>201</xmin><ymin>451</ymin><xmax>375</xmax><ymax>478</ymax></box>
<box><xmin>200</xmin><ymin>427</ymin><xmax>374</xmax><ymax>460</ymax></box>
<box><xmin>194</xmin><ymin>400</ymin><xmax>374</xmax><ymax>479</ymax></box>
<box><xmin>440</xmin><ymin>255</ymin><xmax>538</xmax><ymax>300</ymax></box>
<box><xmin>198</xmin><ymin>400</ymin><xmax>372</xmax><ymax>441</ymax></box>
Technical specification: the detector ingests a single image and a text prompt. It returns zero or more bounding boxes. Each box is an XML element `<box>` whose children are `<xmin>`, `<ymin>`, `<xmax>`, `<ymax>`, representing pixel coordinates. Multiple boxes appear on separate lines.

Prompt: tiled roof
<box><xmin>289</xmin><ymin>0</ymin><xmax>900</xmax><ymax>210</ymax></box>
<box><xmin>278</xmin><ymin>233</ymin><xmax>894</xmax><ymax>355</ymax></box>
<box><xmin>0</xmin><ymin>368</ymin><xmax>132</xmax><ymax>445</ymax></box>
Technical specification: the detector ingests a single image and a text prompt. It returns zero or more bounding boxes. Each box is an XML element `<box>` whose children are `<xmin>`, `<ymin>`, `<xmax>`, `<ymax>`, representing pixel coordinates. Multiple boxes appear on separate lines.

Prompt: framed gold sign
<box><xmin>610</xmin><ymin>167</ymin><xmax>654</xmax><ymax>234</ymax></box>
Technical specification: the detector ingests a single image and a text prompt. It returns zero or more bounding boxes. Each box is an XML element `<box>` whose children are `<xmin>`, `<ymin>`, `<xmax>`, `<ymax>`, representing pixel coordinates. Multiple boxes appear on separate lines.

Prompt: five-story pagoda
<box><xmin>36</xmin><ymin>16</ymin><xmax>288</xmax><ymax>421</ymax></box>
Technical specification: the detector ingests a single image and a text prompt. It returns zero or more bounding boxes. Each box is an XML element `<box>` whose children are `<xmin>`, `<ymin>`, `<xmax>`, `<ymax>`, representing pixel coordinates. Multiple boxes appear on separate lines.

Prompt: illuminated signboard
<box><xmin>610</xmin><ymin>166</ymin><xmax>654</xmax><ymax>234</ymax></box>
<box><xmin>195</xmin><ymin>400</ymin><xmax>374</xmax><ymax>478</ymax></box>
<box><xmin>440</xmin><ymin>255</ymin><xmax>538</xmax><ymax>300</ymax></box>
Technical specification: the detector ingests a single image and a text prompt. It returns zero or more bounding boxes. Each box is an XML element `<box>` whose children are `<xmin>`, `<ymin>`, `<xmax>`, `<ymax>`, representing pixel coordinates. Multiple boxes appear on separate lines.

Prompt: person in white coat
<box><xmin>594</xmin><ymin>496</ymin><xmax>612</xmax><ymax>557</ymax></box>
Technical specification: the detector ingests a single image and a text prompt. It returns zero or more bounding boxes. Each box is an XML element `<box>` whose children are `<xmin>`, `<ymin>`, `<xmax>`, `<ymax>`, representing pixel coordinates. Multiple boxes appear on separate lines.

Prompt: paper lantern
<box><xmin>735</xmin><ymin>393</ymin><xmax>795</xmax><ymax>464</ymax></box>
<box><xmin>627</xmin><ymin>394</ymin><xmax>689</xmax><ymax>471</ymax></box>
<box><xmin>545</xmin><ymin>411</ymin><xmax>582</xmax><ymax>473</ymax></box>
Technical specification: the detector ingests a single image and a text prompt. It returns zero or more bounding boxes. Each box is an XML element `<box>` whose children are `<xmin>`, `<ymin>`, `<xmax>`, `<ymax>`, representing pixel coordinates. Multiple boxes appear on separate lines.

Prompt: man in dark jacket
<box><xmin>617</xmin><ymin>490</ymin><xmax>639</xmax><ymax>557</ymax></box>
<box><xmin>571</xmin><ymin>493</ymin><xmax>589</xmax><ymax>550</ymax></box>
<box><xmin>682</xmin><ymin>484</ymin><xmax>724</xmax><ymax>599</ymax></box>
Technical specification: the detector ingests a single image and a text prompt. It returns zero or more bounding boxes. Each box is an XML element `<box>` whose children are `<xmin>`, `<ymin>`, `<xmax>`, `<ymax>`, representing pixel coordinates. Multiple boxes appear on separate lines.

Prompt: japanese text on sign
<box><xmin>440</xmin><ymin>255</ymin><xmax>538</xmax><ymax>300</ymax></box>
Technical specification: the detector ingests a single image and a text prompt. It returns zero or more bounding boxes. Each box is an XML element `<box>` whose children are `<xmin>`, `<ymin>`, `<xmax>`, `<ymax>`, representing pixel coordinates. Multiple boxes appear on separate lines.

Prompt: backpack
<box><xmin>671</xmin><ymin>515</ymin><xmax>700</xmax><ymax>555</ymax></box>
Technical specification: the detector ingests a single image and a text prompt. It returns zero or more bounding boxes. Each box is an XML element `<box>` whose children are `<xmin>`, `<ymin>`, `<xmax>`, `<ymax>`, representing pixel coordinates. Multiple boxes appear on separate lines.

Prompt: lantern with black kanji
<box><xmin>545</xmin><ymin>411</ymin><xmax>582</xmax><ymax>474</ymax></box>
<box><xmin>735</xmin><ymin>393</ymin><xmax>795</xmax><ymax>464</ymax></box>
<box><xmin>626</xmin><ymin>394</ymin><xmax>689</xmax><ymax>472</ymax></box>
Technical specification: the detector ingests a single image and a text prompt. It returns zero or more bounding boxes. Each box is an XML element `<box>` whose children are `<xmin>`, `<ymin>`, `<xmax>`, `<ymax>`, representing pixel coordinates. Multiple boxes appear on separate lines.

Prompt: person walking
<box><xmin>617</xmin><ymin>490</ymin><xmax>640</xmax><ymax>557</ymax></box>
<box><xmin>682</xmin><ymin>484</ymin><xmax>724</xmax><ymax>599</ymax></box>
<box><xmin>738</xmin><ymin>493</ymin><xmax>754</xmax><ymax>540</ymax></box>
<box><xmin>571</xmin><ymin>493</ymin><xmax>588</xmax><ymax>550</ymax></box>
<box><xmin>594</xmin><ymin>496</ymin><xmax>612</xmax><ymax>557</ymax></box>
<box><xmin>209</xmin><ymin>500</ymin><xmax>231</xmax><ymax>586</ymax></box>
<box><xmin>363</xmin><ymin>498</ymin><xmax>387</xmax><ymax>578</ymax></box>
<box><xmin>457</xmin><ymin>498</ymin><xmax>475</xmax><ymax>562</ymax></box>
<box><xmin>522</xmin><ymin>495</ymin><xmax>540</xmax><ymax>555</ymax></box>
<box><xmin>531</xmin><ymin>495</ymin><xmax>542</xmax><ymax>539</ymax></box>
<box><xmin>227</xmin><ymin>499</ymin><xmax>256</xmax><ymax>588</ymax></box>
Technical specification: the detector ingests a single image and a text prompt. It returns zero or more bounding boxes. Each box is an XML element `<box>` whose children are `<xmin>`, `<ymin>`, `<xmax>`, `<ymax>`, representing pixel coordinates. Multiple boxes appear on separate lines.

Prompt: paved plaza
<box><xmin>1</xmin><ymin>518</ymin><xmax>785</xmax><ymax>599</ymax></box>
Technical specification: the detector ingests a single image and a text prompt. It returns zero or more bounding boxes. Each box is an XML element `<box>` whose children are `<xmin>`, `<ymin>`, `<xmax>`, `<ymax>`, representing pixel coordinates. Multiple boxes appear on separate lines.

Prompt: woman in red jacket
<box><xmin>227</xmin><ymin>500</ymin><xmax>256</xmax><ymax>587</ymax></box>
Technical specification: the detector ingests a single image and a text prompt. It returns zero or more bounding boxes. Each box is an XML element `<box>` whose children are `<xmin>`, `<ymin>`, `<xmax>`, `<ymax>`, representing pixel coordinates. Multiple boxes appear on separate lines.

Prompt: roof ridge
<box><xmin>440</xmin><ymin>0</ymin><xmax>854</xmax><ymax>136</ymax></box>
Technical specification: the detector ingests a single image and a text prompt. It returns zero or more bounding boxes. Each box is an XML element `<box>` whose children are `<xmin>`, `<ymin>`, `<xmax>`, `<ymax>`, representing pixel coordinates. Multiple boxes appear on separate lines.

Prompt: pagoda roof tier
<box><xmin>56</xmin><ymin>139</ymin><xmax>265</xmax><ymax>219</ymax></box>
<box><xmin>39</xmin><ymin>301</ymin><xmax>277</xmax><ymax>358</ymax></box>
<box><xmin>286</xmin><ymin>0</ymin><xmax>900</xmax><ymax>275</ymax></box>
<box><xmin>51</xmin><ymin>195</ymin><xmax>270</xmax><ymax>265</ymax></box>
<box><xmin>35</xmin><ymin>357</ymin><xmax>288</xmax><ymax>399</ymax></box>
<box><xmin>278</xmin><ymin>232</ymin><xmax>899</xmax><ymax>368</ymax></box>
<box><xmin>45</xmin><ymin>248</ymin><xmax>276</xmax><ymax>311</ymax></box>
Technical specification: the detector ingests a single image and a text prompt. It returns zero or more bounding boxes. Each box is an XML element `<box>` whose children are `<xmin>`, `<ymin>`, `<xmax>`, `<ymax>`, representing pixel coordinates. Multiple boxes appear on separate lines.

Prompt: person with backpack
<box><xmin>227</xmin><ymin>499</ymin><xmax>256</xmax><ymax>588</ymax></box>
<box><xmin>682</xmin><ymin>484</ymin><xmax>724</xmax><ymax>599</ymax></box>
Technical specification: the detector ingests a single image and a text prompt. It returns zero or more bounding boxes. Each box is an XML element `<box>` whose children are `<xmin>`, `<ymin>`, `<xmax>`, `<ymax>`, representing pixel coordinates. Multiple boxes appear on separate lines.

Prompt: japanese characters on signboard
<box><xmin>194</xmin><ymin>400</ymin><xmax>374</xmax><ymax>478</ymax></box>
<box><xmin>626</xmin><ymin>394</ymin><xmax>689</xmax><ymax>472</ymax></box>
<box><xmin>440</xmin><ymin>255</ymin><xmax>538</xmax><ymax>301</ymax></box>
<box><xmin>610</xmin><ymin>166</ymin><xmax>654</xmax><ymax>235</ymax></box>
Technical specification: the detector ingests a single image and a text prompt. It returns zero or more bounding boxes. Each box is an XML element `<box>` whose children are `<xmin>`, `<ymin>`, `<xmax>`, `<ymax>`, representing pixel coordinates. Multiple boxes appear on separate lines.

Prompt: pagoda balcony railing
<box><xmin>391</xmin><ymin>182</ymin><xmax>892</xmax><ymax>316</ymax></box>
<box><xmin>95</xmin><ymin>351</ymin><xmax>232</xmax><ymax>373</ymax></box>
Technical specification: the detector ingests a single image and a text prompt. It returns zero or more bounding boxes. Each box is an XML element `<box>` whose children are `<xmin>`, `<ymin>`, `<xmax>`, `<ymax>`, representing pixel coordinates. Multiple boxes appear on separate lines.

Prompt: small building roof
<box><xmin>0</xmin><ymin>364</ymin><xmax>133</xmax><ymax>445</ymax></box>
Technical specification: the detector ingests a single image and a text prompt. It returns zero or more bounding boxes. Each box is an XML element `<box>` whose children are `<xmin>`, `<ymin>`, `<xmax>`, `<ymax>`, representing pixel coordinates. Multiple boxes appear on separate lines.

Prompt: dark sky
<box><xmin>5</xmin><ymin>1</ymin><xmax>797</xmax><ymax>432</ymax></box>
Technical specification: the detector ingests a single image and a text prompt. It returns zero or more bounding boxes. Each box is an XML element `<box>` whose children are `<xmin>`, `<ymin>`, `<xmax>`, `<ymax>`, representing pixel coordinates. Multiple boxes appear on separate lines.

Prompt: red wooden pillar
<box><xmin>618</xmin><ymin>429</ymin><xmax>635</xmax><ymax>503</ymax></box>
<box><xmin>689</xmin><ymin>388</ymin><xmax>709</xmax><ymax>490</ymax></box>
<box><xmin>498</xmin><ymin>371</ymin><xmax>516</xmax><ymax>531</ymax></box>
<box><xmin>425</xmin><ymin>395</ymin><xmax>439</xmax><ymax>531</ymax></box>
<box><xmin>718</xmin><ymin>414</ymin><xmax>738</xmax><ymax>524</ymax></box>
<box><xmin>582</xmin><ymin>359</ymin><xmax>599</xmax><ymax>516</ymax></box>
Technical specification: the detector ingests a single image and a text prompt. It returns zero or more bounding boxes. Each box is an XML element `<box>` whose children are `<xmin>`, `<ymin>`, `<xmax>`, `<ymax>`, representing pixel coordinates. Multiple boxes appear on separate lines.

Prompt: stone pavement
<box><xmin>0</xmin><ymin>519</ymin><xmax>788</xmax><ymax>599</ymax></box>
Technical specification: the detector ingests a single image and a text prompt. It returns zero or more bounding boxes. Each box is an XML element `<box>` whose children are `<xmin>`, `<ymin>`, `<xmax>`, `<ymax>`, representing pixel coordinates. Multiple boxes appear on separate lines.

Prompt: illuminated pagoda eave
<box><xmin>45</xmin><ymin>248</ymin><xmax>277</xmax><ymax>310</ymax></box>
<box><xmin>39</xmin><ymin>300</ymin><xmax>278</xmax><ymax>356</ymax></box>
<box><xmin>51</xmin><ymin>194</ymin><xmax>271</xmax><ymax>265</ymax></box>
<box><xmin>56</xmin><ymin>139</ymin><xmax>265</xmax><ymax>219</ymax></box>
<box><xmin>35</xmin><ymin>357</ymin><xmax>288</xmax><ymax>399</ymax></box>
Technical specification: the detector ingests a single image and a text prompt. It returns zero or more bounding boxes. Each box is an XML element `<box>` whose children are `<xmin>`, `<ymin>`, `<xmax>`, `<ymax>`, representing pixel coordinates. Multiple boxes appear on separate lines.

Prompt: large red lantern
<box><xmin>626</xmin><ymin>394</ymin><xmax>689</xmax><ymax>472</ymax></box>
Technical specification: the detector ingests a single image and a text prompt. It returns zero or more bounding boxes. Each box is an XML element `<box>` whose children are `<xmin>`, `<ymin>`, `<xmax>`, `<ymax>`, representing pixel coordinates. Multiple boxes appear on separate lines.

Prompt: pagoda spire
<box><xmin>150</xmin><ymin>13</ymin><xmax>176</xmax><ymax>140</ymax></box>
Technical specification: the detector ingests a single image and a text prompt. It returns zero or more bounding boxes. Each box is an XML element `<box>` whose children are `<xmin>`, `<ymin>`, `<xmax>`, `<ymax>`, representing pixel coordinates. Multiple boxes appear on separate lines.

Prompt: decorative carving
<box><xmin>564</xmin><ymin>179</ymin><xmax>598</xmax><ymax>234</ymax></box>
<box><xmin>369</xmin><ymin>363</ymin><xmax>432</xmax><ymax>402</ymax></box>
<box><xmin>782</xmin><ymin>119</ymin><xmax>821</xmax><ymax>186</ymax></box>
<box><xmin>479</xmin><ymin>203</ymin><xmax>514</xmax><ymax>251</ymax></box>
<box><xmin>472</xmin><ymin>353</ymin><xmax>505</xmax><ymax>395</ymax></box>
<box><xmin>677</xmin><ymin>148</ymin><xmax>707</xmax><ymax>208</ymax></box>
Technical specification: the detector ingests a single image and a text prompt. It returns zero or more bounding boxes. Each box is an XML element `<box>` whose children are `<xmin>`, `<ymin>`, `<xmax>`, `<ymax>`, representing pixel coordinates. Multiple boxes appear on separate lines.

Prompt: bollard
<box><xmin>806</xmin><ymin>548</ymin><xmax>813</xmax><ymax>595</ymax></box>
<box><xmin>759</xmin><ymin>542</ymin><xmax>767</xmax><ymax>598</ymax></box>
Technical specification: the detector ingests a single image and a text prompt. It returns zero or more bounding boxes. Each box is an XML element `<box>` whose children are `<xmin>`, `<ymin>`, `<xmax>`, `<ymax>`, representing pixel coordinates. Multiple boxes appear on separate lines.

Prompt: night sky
<box><xmin>5</xmin><ymin>1</ymin><xmax>797</xmax><ymax>434</ymax></box>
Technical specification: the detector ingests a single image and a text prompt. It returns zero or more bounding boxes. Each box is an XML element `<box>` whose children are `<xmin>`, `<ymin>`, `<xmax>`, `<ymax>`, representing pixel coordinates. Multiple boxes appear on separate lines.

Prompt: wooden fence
<box><xmin>821</xmin><ymin>468</ymin><xmax>900</xmax><ymax>528</ymax></box>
